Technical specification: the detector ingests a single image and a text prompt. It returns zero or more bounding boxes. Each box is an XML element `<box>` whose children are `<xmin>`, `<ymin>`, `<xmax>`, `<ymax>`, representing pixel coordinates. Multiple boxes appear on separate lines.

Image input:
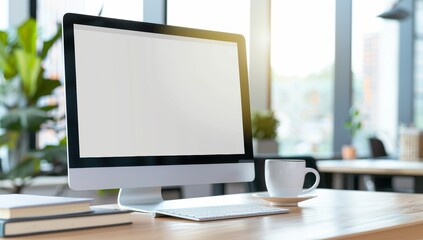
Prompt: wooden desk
<box><xmin>317</xmin><ymin>159</ymin><xmax>423</xmax><ymax>192</ymax></box>
<box><xmin>6</xmin><ymin>189</ymin><xmax>423</xmax><ymax>240</ymax></box>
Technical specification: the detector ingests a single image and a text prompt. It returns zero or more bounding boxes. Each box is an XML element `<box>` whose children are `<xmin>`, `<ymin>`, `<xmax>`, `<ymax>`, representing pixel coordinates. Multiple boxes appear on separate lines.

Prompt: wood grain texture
<box><xmin>5</xmin><ymin>189</ymin><xmax>423</xmax><ymax>240</ymax></box>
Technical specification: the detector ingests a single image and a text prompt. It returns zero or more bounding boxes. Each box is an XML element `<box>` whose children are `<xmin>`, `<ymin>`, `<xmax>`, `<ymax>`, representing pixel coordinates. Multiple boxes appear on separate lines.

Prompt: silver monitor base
<box><xmin>117</xmin><ymin>187</ymin><xmax>165</xmax><ymax>214</ymax></box>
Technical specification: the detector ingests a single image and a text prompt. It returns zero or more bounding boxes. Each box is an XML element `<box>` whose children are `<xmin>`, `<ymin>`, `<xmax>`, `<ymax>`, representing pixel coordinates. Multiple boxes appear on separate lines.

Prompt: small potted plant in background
<box><xmin>342</xmin><ymin>107</ymin><xmax>362</xmax><ymax>159</ymax></box>
<box><xmin>251</xmin><ymin>110</ymin><xmax>280</xmax><ymax>154</ymax></box>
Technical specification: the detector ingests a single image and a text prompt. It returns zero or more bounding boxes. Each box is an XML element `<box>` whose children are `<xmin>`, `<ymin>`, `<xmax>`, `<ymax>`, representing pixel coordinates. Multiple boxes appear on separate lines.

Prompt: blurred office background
<box><xmin>0</xmin><ymin>0</ymin><xmax>422</xmax><ymax>198</ymax></box>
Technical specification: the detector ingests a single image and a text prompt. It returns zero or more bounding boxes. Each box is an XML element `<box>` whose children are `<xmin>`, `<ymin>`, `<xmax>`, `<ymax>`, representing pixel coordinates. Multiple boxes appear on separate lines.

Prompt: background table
<box><xmin>317</xmin><ymin>159</ymin><xmax>423</xmax><ymax>192</ymax></box>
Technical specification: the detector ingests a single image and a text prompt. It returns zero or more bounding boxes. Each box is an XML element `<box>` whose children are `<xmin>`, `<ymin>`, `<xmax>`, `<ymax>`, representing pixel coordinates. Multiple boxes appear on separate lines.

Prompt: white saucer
<box><xmin>252</xmin><ymin>193</ymin><xmax>317</xmax><ymax>206</ymax></box>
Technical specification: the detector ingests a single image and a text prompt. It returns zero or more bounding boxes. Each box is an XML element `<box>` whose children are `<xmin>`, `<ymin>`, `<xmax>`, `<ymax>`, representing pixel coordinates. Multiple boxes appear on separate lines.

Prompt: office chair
<box><xmin>368</xmin><ymin>137</ymin><xmax>393</xmax><ymax>191</ymax></box>
<box><xmin>369</xmin><ymin>137</ymin><xmax>388</xmax><ymax>157</ymax></box>
<box><xmin>246</xmin><ymin>156</ymin><xmax>321</xmax><ymax>192</ymax></box>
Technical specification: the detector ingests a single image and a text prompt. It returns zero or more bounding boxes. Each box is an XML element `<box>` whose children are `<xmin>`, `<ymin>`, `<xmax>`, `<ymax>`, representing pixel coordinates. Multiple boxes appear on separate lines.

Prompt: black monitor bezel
<box><xmin>63</xmin><ymin>13</ymin><xmax>253</xmax><ymax>168</ymax></box>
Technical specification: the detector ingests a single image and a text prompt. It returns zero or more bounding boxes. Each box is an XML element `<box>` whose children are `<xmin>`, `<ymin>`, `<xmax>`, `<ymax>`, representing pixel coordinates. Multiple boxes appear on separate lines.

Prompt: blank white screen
<box><xmin>73</xmin><ymin>25</ymin><xmax>245</xmax><ymax>157</ymax></box>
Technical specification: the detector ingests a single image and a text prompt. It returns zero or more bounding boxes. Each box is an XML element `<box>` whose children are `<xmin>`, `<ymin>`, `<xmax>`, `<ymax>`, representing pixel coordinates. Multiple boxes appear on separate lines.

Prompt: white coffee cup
<box><xmin>265</xmin><ymin>159</ymin><xmax>320</xmax><ymax>197</ymax></box>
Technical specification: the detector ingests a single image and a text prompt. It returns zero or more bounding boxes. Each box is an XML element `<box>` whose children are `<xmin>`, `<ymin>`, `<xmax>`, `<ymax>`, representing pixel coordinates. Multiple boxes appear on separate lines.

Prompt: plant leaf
<box><xmin>0</xmin><ymin>131</ymin><xmax>20</xmax><ymax>149</ymax></box>
<box><xmin>59</xmin><ymin>136</ymin><xmax>66</xmax><ymax>145</ymax></box>
<box><xmin>0</xmin><ymin>31</ymin><xmax>7</xmax><ymax>45</ymax></box>
<box><xmin>0</xmin><ymin>32</ymin><xmax>18</xmax><ymax>80</ymax></box>
<box><xmin>29</xmin><ymin>144</ymin><xmax>67</xmax><ymax>163</ymax></box>
<box><xmin>32</xmin><ymin>78</ymin><xmax>61</xmax><ymax>101</ymax></box>
<box><xmin>17</xmin><ymin>18</ymin><xmax>37</xmax><ymax>55</ymax></box>
<box><xmin>13</xmin><ymin>49</ymin><xmax>41</xmax><ymax>98</ymax></box>
<box><xmin>4</xmin><ymin>158</ymin><xmax>41</xmax><ymax>180</ymax></box>
<box><xmin>39</xmin><ymin>104</ymin><xmax>59</xmax><ymax>112</ymax></box>
<box><xmin>0</xmin><ymin>52</ymin><xmax>17</xmax><ymax>79</ymax></box>
<box><xmin>0</xmin><ymin>107</ymin><xmax>51</xmax><ymax>131</ymax></box>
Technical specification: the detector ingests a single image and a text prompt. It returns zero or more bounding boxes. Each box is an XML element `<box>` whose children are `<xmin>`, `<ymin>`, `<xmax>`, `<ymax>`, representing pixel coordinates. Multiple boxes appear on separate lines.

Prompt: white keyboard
<box><xmin>154</xmin><ymin>204</ymin><xmax>289</xmax><ymax>221</ymax></box>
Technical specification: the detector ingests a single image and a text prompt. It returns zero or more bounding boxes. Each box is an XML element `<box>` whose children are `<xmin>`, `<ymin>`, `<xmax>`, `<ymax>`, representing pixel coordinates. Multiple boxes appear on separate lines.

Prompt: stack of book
<box><xmin>0</xmin><ymin>194</ymin><xmax>132</xmax><ymax>237</ymax></box>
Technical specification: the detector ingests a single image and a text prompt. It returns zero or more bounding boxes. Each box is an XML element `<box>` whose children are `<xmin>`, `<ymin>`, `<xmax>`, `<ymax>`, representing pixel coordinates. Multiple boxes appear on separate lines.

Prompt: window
<box><xmin>36</xmin><ymin>0</ymin><xmax>143</xmax><ymax>147</ymax></box>
<box><xmin>351</xmin><ymin>0</ymin><xmax>398</xmax><ymax>154</ymax></box>
<box><xmin>167</xmin><ymin>0</ymin><xmax>250</xmax><ymax>59</ymax></box>
<box><xmin>415</xmin><ymin>0</ymin><xmax>423</xmax><ymax>128</ymax></box>
<box><xmin>270</xmin><ymin>0</ymin><xmax>335</xmax><ymax>156</ymax></box>
<box><xmin>0</xmin><ymin>0</ymin><xmax>8</xmax><ymax>29</ymax></box>
<box><xmin>37</xmin><ymin>0</ymin><xmax>144</xmax><ymax>79</ymax></box>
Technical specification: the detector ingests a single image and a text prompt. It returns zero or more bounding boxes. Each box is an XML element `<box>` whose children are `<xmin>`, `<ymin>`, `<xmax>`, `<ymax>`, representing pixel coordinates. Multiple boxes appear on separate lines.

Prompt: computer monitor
<box><xmin>62</xmin><ymin>13</ymin><xmax>254</xmax><ymax>213</ymax></box>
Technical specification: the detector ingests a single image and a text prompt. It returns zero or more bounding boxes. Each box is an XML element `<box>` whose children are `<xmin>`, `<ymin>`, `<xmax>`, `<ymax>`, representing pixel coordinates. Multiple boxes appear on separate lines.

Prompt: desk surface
<box><xmin>6</xmin><ymin>189</ymin><xmax>423</xmax><ymax>240</ymax></box>
<box><xmin>317</xmin><ymin>159</ymin><xmax>423</xmax><ymax>176</ymax></box>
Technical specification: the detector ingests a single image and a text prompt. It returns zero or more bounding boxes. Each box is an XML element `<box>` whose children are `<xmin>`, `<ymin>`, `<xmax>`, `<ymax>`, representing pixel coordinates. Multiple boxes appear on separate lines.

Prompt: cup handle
<box><xmin>302</xmin><ymin>168</ymin><xmax>320</xmax><ymax>195</ymax></box>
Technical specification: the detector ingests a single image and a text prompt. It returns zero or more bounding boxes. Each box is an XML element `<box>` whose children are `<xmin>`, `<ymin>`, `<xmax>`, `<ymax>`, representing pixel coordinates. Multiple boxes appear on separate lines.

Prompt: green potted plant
<box><xmin>342</xmin><ymin>107</ymin><xmax>362</xmax><ymax>159</ymax></box>
<box><xmin>0</xmin><ymin>18</ymin><xmax>66</xmax><ymax>193</ymax></box>
<box><xmin>251</xmin><ymin>110</ymin><xmax>280</xmax><ymax>154</ymax></box>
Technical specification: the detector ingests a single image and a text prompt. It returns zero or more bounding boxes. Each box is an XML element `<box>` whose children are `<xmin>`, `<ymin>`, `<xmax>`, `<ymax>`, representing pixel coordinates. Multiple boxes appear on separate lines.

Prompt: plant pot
<box><xmin>253</xmin><ymin>139</ymin><xmax>279</xmax><ymax>154</ymax></box>
<box><xmin>342</xmin><ymin>145</ymin><xmax>357</xmax><ymax>160</ymax></box>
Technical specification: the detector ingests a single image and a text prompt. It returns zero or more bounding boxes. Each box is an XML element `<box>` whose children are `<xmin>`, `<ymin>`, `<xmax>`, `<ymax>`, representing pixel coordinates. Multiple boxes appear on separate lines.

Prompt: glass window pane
<box><xmin>38</xmin><ymin>0</ymin><xmax>143</xmax><ymax>78</ymax></box>
<box><xmin>270</xmin><ymin>0</ymin><xmax>335</xmax><ymax>156</ymax></box>
<box><xmin>36</xmin><ymin>0</ymin><xmax>143</xmax><ymax>148</ymax></box>
<box><xmin>167</xmin><ymin>0</ymin><xmax>249</xmax><ymax>35</ymax></box>
<box><xmin>0</xmin><ymin>0</ymin><xmax>8</xmax><ymax>29</ymax></box>
<box><xmin>167</xmin><ymin>0</ymin><xmax>250</xmax><ymax>59</ymax></box>
<box><xmin>351</xmin><ymin>0</ymin><xmax>398</xmax><ymax>154</ymax></box>
<box><xmin>415</xmin><ymin>0</ymin><xmax>423</xmax><ymax>128</ymax></box>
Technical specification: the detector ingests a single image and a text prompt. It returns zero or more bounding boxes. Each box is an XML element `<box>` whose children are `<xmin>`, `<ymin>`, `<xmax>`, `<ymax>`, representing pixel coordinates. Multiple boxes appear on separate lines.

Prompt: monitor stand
<box><xmin>118</xmin><ymin>187</ymin><xmax>165</xmax><ymax>214</ymax></box>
